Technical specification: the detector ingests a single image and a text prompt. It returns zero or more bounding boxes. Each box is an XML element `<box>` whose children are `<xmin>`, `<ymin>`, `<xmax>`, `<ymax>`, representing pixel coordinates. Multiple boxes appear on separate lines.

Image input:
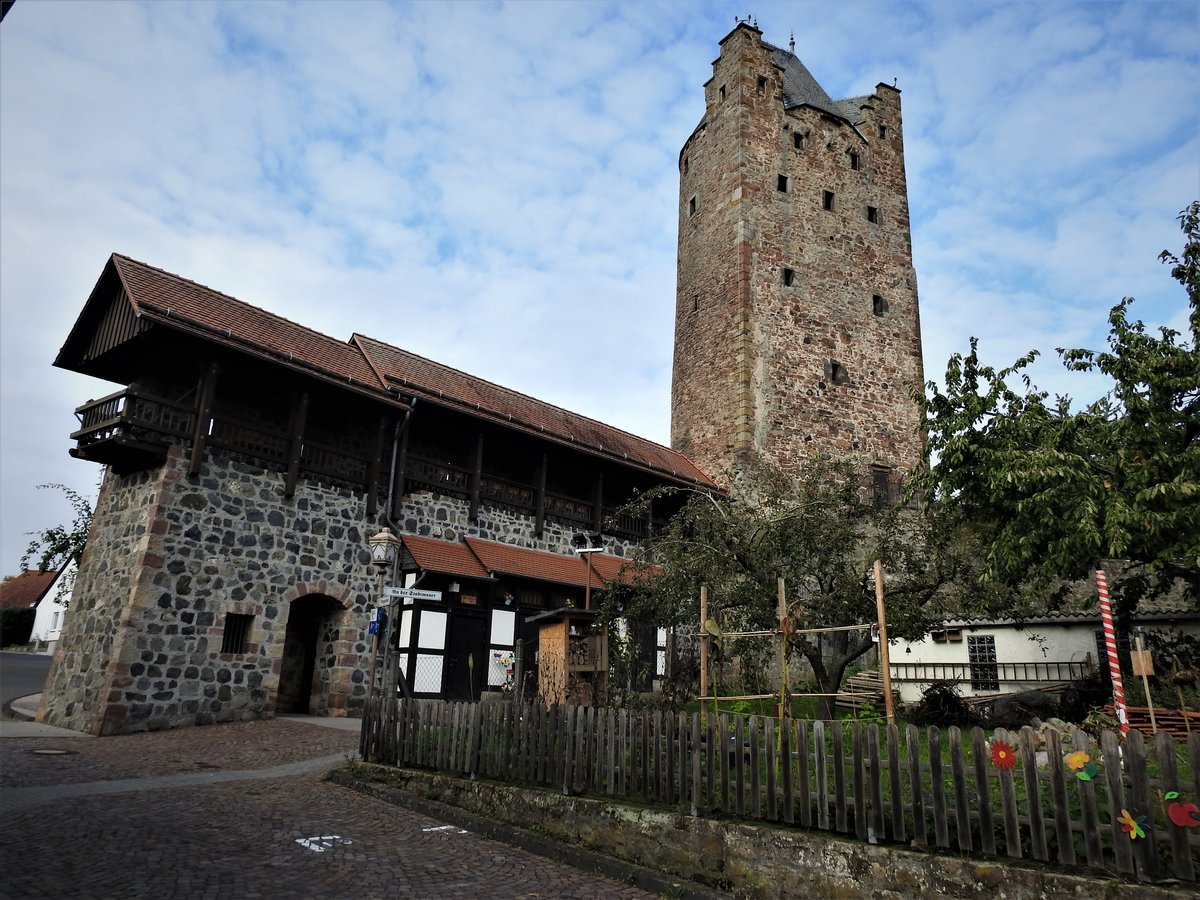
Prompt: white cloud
<box><xmin>1</xmin><ymin>0</ymin><xmax>1196</xmax><ymax>572</ymax></box>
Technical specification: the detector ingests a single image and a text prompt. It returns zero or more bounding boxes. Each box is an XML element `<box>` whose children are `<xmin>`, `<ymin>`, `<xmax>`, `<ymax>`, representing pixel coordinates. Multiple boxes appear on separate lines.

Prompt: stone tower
<box><xmin>672</xmin><ymin>23</ymin><xmax>924</xmax><ymax>491</ymax></box>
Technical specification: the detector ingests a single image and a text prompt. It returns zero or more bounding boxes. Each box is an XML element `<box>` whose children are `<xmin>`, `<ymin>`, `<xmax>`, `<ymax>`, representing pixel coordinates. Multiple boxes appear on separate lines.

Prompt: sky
<box><xmin>0</xmin><ymin>0</ymin><xmax>1196</xmax><ymax>576</ymax></box>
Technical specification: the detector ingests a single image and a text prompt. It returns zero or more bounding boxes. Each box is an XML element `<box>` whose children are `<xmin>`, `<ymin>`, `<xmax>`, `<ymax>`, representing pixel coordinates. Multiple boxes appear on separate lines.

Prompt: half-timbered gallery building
<box><xmin>40</xmin><ymin>254</ymin><xmax>714</xmax><ymax>735</ymax></box>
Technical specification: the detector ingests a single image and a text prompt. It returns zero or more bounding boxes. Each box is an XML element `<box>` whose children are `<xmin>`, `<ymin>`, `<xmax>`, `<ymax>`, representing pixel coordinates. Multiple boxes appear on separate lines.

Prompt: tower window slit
<box><xmin>872</xmin><ymin>295</ymin><xmax>887</xmax><ymax>316</ymax></box>
<box><xmin>822</xmin><ymin>191</ymin><xmax>835</xmax><ymax>211</ymax></box>
<box><xmin>849</xmin><ymin>152</ymin><xmax>860</xmax><ymax>170</ymax></box>
<box><xmin>688</xmin><ymin>196</ymin><xmax>697</xmax><ymax>217</ymax></box>
<box><xmin>793</xmin><ymin>133</ymin><xmax>806</xmax><ymax>150</ymax></box>
<box><xmin>867</xmin><ymin>206</ymin><xmax>879</xmax><ymax>224</ymax></box>
<box><xmin>782</xmin><ymin>268</ymin><xmax>795</xmax><ymax>287</ymax></box>
<box><xmin>777</xmin><ymin>174</ymin><xmax>789</xmax><ymax>193</ymax></box>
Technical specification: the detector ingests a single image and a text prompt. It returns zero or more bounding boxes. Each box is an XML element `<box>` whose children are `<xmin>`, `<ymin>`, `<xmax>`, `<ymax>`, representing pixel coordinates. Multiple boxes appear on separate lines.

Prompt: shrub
<box><xmin>910</xmin><ymin>681</ymin><xmax>980</xmax><ymax>728</ymax></box>
<box><xmin>0</xmin><ymin>608</ymin><xmax>36</xmax><ymax>647</ymax></box>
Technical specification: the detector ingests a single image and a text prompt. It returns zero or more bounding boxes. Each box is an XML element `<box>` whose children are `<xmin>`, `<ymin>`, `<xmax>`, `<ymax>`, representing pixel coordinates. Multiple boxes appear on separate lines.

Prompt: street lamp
<box><xmin>366</xmin><ymin>527</ymin><xmax>401</xmax><ymax>699</ymax></box>
<box><xmin>368</xmin><ymin>527</ymin><xmax>401</xmax><ymax>569</ymax></box>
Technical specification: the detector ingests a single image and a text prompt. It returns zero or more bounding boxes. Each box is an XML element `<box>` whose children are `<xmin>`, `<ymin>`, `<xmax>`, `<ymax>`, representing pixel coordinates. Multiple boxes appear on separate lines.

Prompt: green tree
<box><xmin>914</xmin><ymin>202</ymin><xmax>1200</xmax><ymax>617</ymax></box>
<box><xmin>610</xmin><ymin>456</ymin><xmax>992</xmax><ymax>719</ymax></box>
<box><xmin>21</xmin><ymin>483</ymin><xmax>94</xmax><ymax>575</ymax></box>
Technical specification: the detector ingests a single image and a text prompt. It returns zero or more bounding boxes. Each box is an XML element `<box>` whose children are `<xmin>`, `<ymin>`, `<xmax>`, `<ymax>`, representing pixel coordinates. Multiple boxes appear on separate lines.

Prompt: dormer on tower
<box><xmin>671</xmin><ymin>22</ymin><xmax>924</xmax><ymax>491</ymax></box>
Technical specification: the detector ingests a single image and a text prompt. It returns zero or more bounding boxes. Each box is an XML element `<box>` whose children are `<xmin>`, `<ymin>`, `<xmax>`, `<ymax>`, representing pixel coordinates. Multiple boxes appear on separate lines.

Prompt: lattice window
<box><xmin>968</xmin><ymin>634</ymin><xmax>999</xmax><ymax>691</ymax></box>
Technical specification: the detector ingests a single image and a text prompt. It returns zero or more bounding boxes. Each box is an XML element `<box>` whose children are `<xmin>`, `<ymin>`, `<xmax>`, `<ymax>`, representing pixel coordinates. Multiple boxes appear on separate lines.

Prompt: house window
<box><xmin>968</xmin><ymin>635</ymin><xmax>999</xmax><ymax>691</ymax></box>
<box><xmin>872</xmin><ymin>294</ymin><xmax>887</xmax><ymax>316</ymax></box>
<box><xmin>849</xmin><ymin>152</ymin><xmax>861</xmax><ymax>170</ymax></box>
<box><xmin>867</xmin><ymin>205</ymin><xmax>879</xmax><ymax>224</ymax></box>
<box><xmin>793</xmin><ymin>132</ymin><xmax>807</xmax><ymax>150</ymax></box>
<box><xmin>688</xmin><ymin>196</ymin><xmax>697</xmax><ymax>217</ymax></box>
<box><xmin>878</xmin><ymin>124</ymin><xmax>888</xmax><ymax>139</ymax></box>
<box><xmin>757</xmin><ymin>76</ymin><xmax>767</xmax><ymax>94</ymax></box>
<box><xmin>781</xmin><ymin>267</ymin><xmax>795</xmax><ymax>286</ymax></box>
<box><xmin>822</xmin><ymin>190</ymin><xmax>835</xmax><ymax>211</ymax></box>
<box><xmin>829</xmin><ymin>360</ymin><xmax>850</xmax><ymax>385</ymax></box>
<box><xmin>871</xmin><ymin>467</ymin><xmax>894</xmax><ymax>507</ymax></box>
<box><xmin>777</xmin><ymin>174</ymin><xmax>789</xmax><ymax>192</ymax></box>
<box><xmin>221</xmin><ymin>613</ymin><xmax>254</xmax><ymax>654</ymax></box>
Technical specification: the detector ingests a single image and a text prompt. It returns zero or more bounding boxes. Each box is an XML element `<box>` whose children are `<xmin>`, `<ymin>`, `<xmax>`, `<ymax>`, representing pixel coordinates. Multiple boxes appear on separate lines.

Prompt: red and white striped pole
<box><xmin>1096</xmin><ymin>569</ymin><xmax>1129</xmax><ymax>736</ymax></box>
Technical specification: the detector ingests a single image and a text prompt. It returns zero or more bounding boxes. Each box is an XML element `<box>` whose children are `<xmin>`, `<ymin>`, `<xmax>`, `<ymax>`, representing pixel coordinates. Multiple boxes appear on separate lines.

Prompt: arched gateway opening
<box><xmin>277</xmin><ymin>594</ymin><xmax>344</xmax><ymax>715</ymax></box>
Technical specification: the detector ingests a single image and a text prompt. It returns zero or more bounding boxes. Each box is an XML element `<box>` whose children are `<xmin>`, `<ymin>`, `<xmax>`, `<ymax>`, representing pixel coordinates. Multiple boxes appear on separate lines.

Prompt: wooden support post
<box><xmin>778</xmin><ymin>576</ymin><xmax>789</xmax><ymax>718</ymax></box>
<box><xmin>1134</xmin><ymin>632</ymin><xmax>1158</xmax><ymax>734</ymax></box>
<box><xmin>469</xmin><ymin>433</ymin><xmax>484</xmax><ymax>521</ymax></box>
<box><xmin>391</xmin><ymin>420</ymin><xmax>410</xmax><ymax>520</ymax></box>
<box><xmin>284</xmin><ymin>390</ymin><xmax>309</xmax><ymax>498</ymax></box>
<box><xmin>189</xmin><ymin>362</ymin><xmax>219</xmax><ymax>476</ymax></box>
<box><xmin>535</xmin><ymin>454</ymin><xmax>547</xmax><ymax>536</ymax></box>
<box><xmin>591</xmin><ymin>472</ymin><xmax>604</xmax><ymax>533</ymax></box>
<box><xmin>366</xmin><ymin>414</ymin><xmax>388</xmax><ymax>516</ymax></box>
<box><xmin>873</xmin><ymin>559</ymin><xmax>895</xmax><ymax>726</ymax></box>
<box><xmin>699</xmin><ymin>585</ymin><xmax>709</xmax><ymax>713</ymax></box>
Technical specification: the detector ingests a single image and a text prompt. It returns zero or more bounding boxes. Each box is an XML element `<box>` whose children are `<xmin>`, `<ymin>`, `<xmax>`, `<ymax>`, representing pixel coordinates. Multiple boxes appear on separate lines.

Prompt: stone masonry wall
<box><xmin>41</xmin><ymin>444</ymin><xmax>632</xmax><ymax>736</ymax></box>
<box><xmin>673</xmin><ymin>23</ymin><xmax>924</xmax><ymax>484</ymax></box>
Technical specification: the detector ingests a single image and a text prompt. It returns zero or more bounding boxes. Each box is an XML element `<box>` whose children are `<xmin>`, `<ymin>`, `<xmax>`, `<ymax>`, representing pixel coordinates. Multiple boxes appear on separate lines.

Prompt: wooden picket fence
<box><xmin>360</xmin><ymin>697</ymin><xmax>1200</xmax><ymax>884</ymax></box>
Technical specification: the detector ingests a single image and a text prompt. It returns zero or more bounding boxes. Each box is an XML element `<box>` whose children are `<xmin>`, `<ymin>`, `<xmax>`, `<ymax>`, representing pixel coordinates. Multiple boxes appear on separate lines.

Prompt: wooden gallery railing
<box><xmin>360</xmin><ymin>697</ymin><xmax>1200</xmax><ymax>884</ymax></box>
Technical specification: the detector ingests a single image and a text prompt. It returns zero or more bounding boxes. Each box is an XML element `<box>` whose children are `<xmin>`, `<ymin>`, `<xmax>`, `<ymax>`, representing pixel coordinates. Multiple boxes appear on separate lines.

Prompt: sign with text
<box><xmin>383</xmin><ymin>586</ymin><xmax>443</xmax><ymax>602</ymax></box>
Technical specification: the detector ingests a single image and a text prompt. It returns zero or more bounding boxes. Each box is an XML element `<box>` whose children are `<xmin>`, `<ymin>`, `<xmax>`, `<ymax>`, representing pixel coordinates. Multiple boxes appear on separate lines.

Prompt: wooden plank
<box><xmin>735</xmin><ymin>715</ymin><xmax>747</xmax><ymax>817</ymax></box>
<box><xmin>1071</xmin><ymin>729</ymin><xmax>1103</xmax><ymax>869</ymax></box>
<box><xmin>705</xmin><ymin>714</ymin><xmax>716</xmax><ymax>813</ymax></box>
<box><xmin>797</xmin><ymin>719</ymin><xmax>811</xmax><ymax>828</ymax></box>
<box><xmin>887</xmin><ymin>724</ymin><xmax>905</xmax><ymax>843</ymax></box>
<box><xmin>562</xmin><ymin>705</ymin><xmax>576</xmax><ymax>796</ymax></box>
<box><xmin>1158</xmin><ymin>730</ymin><xmax>1195</xmax><ymax>881</ymax></box>
<box><xmin>721</xmin><ymin>713</ymin><xmax>732</xmax><ymax>814</ymax></box>
<box><xmin>467</xmin><ymin>702</ymin><xmax>481</xmax><ymax>778</ymax></box>
<box><xmin>902</xmin><ymin>729</ymin><xmax>921</xmax><ymax>849</ymax></box>
<box><xmin>929</xmin><ymin>725</ymin><xmax>949</xmax><ymax>848</ymax></box>
<box><xmin>680</xmin><ymin>712</ymin><xmax>690</xmax><ymax>810</ymax></box>
<box><xmin>781</xmin><ymin>717</ymin><xmax>794</xmax><ymax>825</ymax></box>
<box><xmin>691</xmin><ymin>712</ymin><xmax>702</xmax><ymax>816</ymax></box>
<box><xmin>997</xmin><ymin>728</ymin><xmax>1022</xmax><ymax>858</ymax></box>
<box><xmin>1124</xmin><ymin>728</ymin><xmax>1158</xmax><ymax>880</ymax></box>
<box><xmin>365</xmin><ymin>414</ymin><xmax>388</xmax><ymax>516</ymax></box>
<box><xmin>852</xmin><ymin>724</ymin><xmax>867</xmax><ymax>840</ymax></box>
<box><xmin>655</xmin><ymin>711</ymin><xmax>665</xmax><ymax>804</ymax></box>
<box><xmin>618</xmin><ymin>709</ymin><xmax>628</xmax><ymax>797</ymax></box>
<box><xmin>949</xmin><ymin>727</ymin><xmax>972</xmax><ymax>852</ymax></box>
<box><xmin>189</xmin><ymin>362</ymin><xmax>219</xmax><ymax>476</ymax></box>
<box><xmin>665</xmin><ymin>710</ymin><xmax>675</xmax><ymax>805</ymax></box>
<box><xmin>1101</xmin><ymin>728</ymin><xmax>1134</xmax><ymax>874</ymax></box>
<box><xmin>868</xmin><ymin>724</ymin><xmax>885</xmax><ymax>843</ymax></box>
<box><xmin>750</xmin><ymin>716</ymin><xmax>762</xmax><ymax>819</ymax></box>
<box><xmin>815</xmin><ymin>719</ymin><xmax>829</xmax><ymax>830</ymax></box>
<box><xmin>1045</xmin><ymin>729</ymin><xmax>1075</xmax><ymax>866</ymax></box>
<box><xmin>765</xmin><ymin>716</ymin><xmax>778</xmax><ymax>821</ymax></box>
<box><xmin>641</xmin><ymin>709</ymin><xmax>650</xmax><ymax>802</ymax></box>
<box><xmin>1019</xmin><ymin>726</ymin><xmax>1048</xmax><ymax>860</ymax></box>
<box><xmin>592</xmin><ymin>472</ymin><xmax>603</xmax><ymax>532</ymax></box>
<box><xmin>972</xmin><ymin>727</ymin><xmax>996</xmax><ymax>856</ymax></box>
<box><xmin>535</xmin><ymin>454</ymin><xmax>547</xmax><ymax>536</ymax></box>
<box><xmin>833</xmin><ymin>722</ymin><xmax>847</xmax><ymax>833</ymax></box>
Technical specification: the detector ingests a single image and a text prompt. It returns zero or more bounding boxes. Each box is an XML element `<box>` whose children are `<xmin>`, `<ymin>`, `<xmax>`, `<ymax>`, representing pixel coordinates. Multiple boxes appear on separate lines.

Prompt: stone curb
<box><xmin>327</xmin><ymin>768</ymin><xmax>727</xmax><ymax>900</ymax></box>
<box><xmin>3</xmin><ymin>751</ymin><xmax>353</xmax><ymax>814</ymax></box>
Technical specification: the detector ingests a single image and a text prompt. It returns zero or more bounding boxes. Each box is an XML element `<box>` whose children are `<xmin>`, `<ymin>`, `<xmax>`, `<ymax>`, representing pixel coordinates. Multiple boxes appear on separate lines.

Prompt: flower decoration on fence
<box><xmin>990</xmin><ymin>738</ymin><xmax>1018</xmax><ymax>770</ymax></box>
<box><xmin>1065</xmin><ymin>750</ymin><xmax>1099</xmax><ymax>781</ymax></box>
<box><xmin>1118</xmin><ymin>808</ymin><xmax>1149</xmax><ymax>840</ymax></box>
<box><xmin>1166</xmin><ymin>792</ymin><xmax>1200</xmax><ymax>828</ymax></box>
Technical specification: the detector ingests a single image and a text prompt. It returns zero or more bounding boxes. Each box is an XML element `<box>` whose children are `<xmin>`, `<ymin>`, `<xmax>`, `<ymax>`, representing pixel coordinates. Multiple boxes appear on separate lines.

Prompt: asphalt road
<box><xmin>0</xmin><ymin>650</ymin><xmax>51</xmax><ymax>714</ymax></box>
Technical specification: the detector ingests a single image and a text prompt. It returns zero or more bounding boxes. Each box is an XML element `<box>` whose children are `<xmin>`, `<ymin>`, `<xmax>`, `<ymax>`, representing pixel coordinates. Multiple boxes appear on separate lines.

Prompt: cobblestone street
<box><xmin>0</xmin><ymin>717</ymin><xmax>657</xmax><ymax>899</ymax></box>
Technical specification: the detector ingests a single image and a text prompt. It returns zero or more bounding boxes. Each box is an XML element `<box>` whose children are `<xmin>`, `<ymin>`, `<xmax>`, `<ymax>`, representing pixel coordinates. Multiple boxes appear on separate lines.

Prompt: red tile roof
<box><xmin>353</xmin><ymin>334</ymin><xmax>714</xmax><ymax>486</ymax></box>
<box><xmin>0</xmin><ymin>570</ymin><xmax>57</xmax><ymax>609</ymax></box>
<box><xmin>399</xmin><ymin>534</ymin><xmax>490</xmax><ymax>580</ymax></box>
<box><xmin>94</xmin><ymin>254</ymin><xmax>714</xmax><ymax>489</ymax></box>
<box><xmin>465</xmin><ymin>537</ymin><xmax>605</xmax><ymax>589</ymax></box>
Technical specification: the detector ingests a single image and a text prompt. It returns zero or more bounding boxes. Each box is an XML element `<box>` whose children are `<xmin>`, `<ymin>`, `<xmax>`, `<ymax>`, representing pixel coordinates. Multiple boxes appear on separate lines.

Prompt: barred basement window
<box><xmin>781</xmin><ymin>267</ymin><xmax>795</xmax><ymax>286</ymax></box>
<box><xmin>822</xmin><ymin>190</ymin><xmax>835</xmax><ymax>211</ymax></box>
<box><xmin>968</xmin><ymin>635</ymin><xmax>999</xmax><ymax>691</ymax></box>
<box><xmin>777</xmin><ymin>174</ymin><xmax>789</xmax><ymax>192</ymax></box>
<box><xmin>867</xmin><ymin>205</ymin><xmax>879</xmax><ymax>224</ymax></box>
<box><xmin>793</xmin><ymin>132</ymin><xmax>807</xmax><ymax>150</ymax></box>
<box><xmin>872</xmin><ymin>294</ymin><xmax>887</xmax><ymax>316</ymax></box>
<box><xmin>849</xmin><ymin>152</ymin><xmax>861</xmax><ymax>170</ymax></box>
<box><xmin>221</xmin><ymin>613</ymin><xmax>254</xmax><ymax>654</ymax></box>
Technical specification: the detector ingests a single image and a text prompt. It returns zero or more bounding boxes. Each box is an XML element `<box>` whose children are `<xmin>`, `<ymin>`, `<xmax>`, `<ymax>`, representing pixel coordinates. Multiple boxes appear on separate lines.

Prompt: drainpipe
<box><xmin>380</xmin><ymin>402</ymin><xmax>415</xmax><ymax>701</ymax></box>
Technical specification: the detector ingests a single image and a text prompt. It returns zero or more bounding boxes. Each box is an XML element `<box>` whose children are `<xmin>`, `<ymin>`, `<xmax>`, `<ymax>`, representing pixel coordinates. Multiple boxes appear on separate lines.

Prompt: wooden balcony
<box><xmin>70</xmin><ymin>388</ymin><xmax>193</xmax><ymax>472</ymax></box>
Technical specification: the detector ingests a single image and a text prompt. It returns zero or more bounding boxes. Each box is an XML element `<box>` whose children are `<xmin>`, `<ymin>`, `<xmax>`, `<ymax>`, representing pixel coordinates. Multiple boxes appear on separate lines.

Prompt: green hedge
<box><xmin>0</xmin><ymin>608</ymin><xmax>35</xmax><ymax>646</ymax></box>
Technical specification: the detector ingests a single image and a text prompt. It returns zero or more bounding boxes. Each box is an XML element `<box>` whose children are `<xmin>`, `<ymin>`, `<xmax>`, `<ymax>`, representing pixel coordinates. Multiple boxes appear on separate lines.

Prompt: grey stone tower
<box><xmin>672</xmin><ymin>23</ymin><xmax>924</xmax><ymax>490</ymax></box>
